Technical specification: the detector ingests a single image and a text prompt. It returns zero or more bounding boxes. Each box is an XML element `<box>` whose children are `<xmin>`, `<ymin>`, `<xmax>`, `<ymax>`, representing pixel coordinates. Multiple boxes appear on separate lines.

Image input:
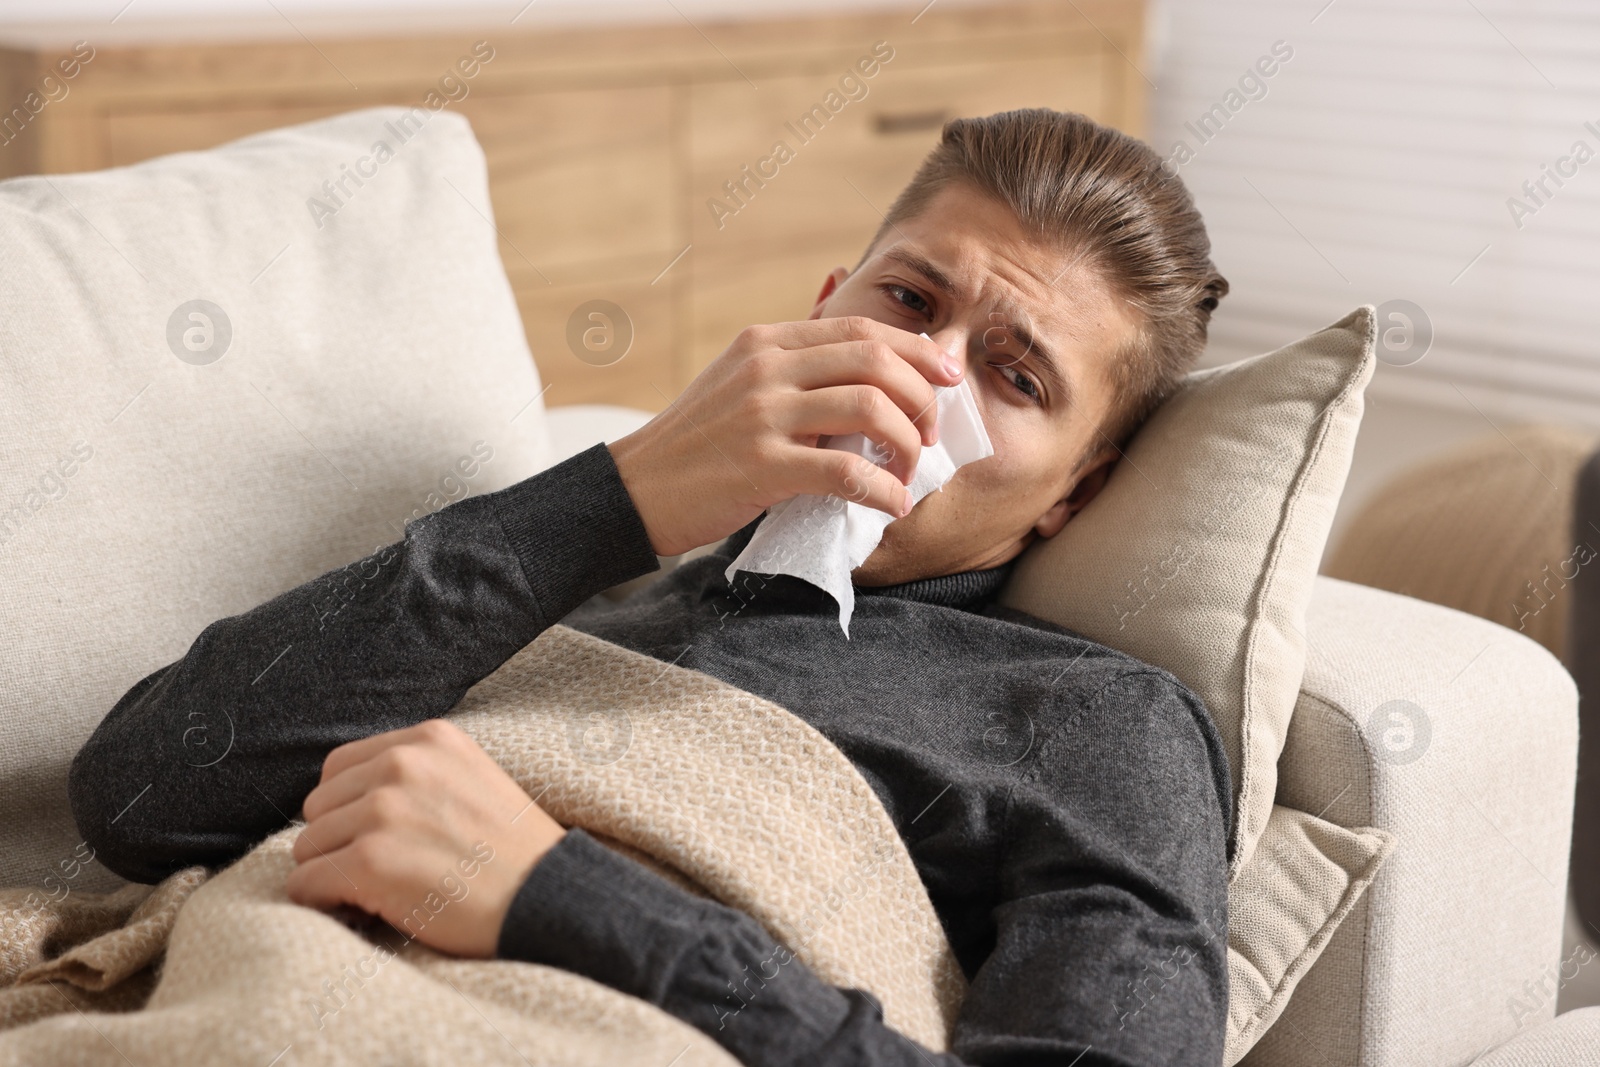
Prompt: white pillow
<box><xmin>0</xmin><ymin>106</ymin><xmax>553</xmax><ymax>892</ymax></box>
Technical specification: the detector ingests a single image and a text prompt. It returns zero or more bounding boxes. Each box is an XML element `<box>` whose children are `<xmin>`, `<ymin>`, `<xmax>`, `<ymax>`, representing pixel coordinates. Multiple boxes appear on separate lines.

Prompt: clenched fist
<box><xmin>608</xmin><ymin>317</ymin><xmax>964</xmax><ymax>558</ymax></box>
<box><xmin>286</xmin><ymin>718</ymin><xmax>565</xmax><ymax>959</ymax></box>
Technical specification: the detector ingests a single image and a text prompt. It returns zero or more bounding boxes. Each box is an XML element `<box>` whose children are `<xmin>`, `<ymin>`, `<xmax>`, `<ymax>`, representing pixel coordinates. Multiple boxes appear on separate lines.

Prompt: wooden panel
<box><xmin>3</xmin><ymin>2</ymin><xmax>1134</xmax><ymax>106</ymax></box>
<box><xmin>105</xmin><ymin>84</ymin><xmax>677</xmax><ymax>277</ymax></box>
<box><xmin>31</xmin><ymin>108</ymin><xmax>108</xmax><ymax>174</ymax></box>
<box><xmin>689</xmin><ymin>233</ymin><xmax>865</xmax><ymax>375</ymax></box>
<box><xmin>687</xmin><ymin>51</ymin><xmax>1109</xmax><ymax>249</ymax></box>
<box><xmin>515</xmin><ymin>275</ymin><xmax>677</xmax><ymax>412</ymax></box>
<box><xmin>454</xmin><ymin>86</ymin><xmax>676</xmax><ymax>273</ymax></box>
<box><xmin>105</xmin><ymin>101</ymin><xmax>352</xmax><ymax>164</ymax></box>
<box><xmin>0</xmin><ymin>47</ymin><xmax>64</xmax><ymax>178</ymax></box>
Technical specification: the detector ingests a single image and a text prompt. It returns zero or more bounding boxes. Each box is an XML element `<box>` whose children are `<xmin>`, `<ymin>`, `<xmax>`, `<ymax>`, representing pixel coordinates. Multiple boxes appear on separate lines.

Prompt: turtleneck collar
<box><xmin>717</xmin><ymin>517</ymin><xmax>1016</xmax><ymax>613</ymax></box>
<box><xmin>854</xmin><ymin>560</ymin><xmax>1015</xmax><ymax>610</ymax></box>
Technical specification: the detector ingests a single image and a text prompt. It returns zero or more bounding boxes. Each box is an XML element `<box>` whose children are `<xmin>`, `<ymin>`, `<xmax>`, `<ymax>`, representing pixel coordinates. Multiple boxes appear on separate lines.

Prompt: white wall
<box><xmin>1144</xmin><ymin>0</ymin><xmax>1600</xmax><ymax>560</ymax></box>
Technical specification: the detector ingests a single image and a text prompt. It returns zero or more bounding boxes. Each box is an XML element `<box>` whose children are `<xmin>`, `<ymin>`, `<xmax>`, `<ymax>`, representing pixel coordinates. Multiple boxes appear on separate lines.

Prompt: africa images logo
<box><xmin>166</xmin><ymin>299</ymin><xmax>232</xmax><ymax>365</ymax></box>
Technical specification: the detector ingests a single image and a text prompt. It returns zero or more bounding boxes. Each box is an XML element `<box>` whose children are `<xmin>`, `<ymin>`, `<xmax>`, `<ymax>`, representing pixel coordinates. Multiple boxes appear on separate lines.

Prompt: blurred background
<box><xmin>3</xmin><ymin>0</ymin><xmax>1599</xmax><ymax>1003</ymax></box>
<box><xmin>3</xmin><ymin>0</ymin><xmax>1592</xmax><ymax>548</ymax></box>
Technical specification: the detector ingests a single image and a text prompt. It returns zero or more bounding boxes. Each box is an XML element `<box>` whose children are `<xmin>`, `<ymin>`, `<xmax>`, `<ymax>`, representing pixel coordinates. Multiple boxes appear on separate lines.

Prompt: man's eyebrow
<box><xmin>880</xmin><ymin>246</ymin><xmax>1072</xmax><ymax>408</ymax></box>
<box><xmin>881</xmin><ymin>247</ymin><xmax>959</xmax><ymax>299</ymax></box>
<box><xmin>998</xmin><ymin>313</ymin><xmax>1072</xmax><ymax>408</ymax></box>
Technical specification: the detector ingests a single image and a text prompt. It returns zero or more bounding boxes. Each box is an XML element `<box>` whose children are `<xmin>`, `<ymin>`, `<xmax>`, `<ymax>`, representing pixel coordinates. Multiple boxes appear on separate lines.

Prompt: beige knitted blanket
<box><xmin>0</xmin><ymin>625</ymin><xmax>966</xmax><ymax>1066</ymax></box>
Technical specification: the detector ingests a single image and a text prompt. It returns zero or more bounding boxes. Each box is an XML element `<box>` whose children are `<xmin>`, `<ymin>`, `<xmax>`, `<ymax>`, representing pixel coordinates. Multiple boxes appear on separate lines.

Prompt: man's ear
<box><xmin>1033</xmin><ymin>445</ymin><xmax>1119</xmax><ymax>540</ymax></box>
<box><xmin>808</xmin><ymin>267</ymin><xmax>850</xmax><ymax>320</ymax></box>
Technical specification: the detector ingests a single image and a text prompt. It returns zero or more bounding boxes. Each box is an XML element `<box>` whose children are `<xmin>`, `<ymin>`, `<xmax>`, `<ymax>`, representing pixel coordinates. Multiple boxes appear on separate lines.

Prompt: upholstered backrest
<box><xmin>0</xmin><ymin>107</ymin><xmax>553</xmax><ymax>892</ymax></box>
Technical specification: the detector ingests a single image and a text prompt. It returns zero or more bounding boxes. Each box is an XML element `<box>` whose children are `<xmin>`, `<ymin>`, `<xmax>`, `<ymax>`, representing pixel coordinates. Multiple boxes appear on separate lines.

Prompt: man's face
<box><xmin>808</xmin><ymin>180</ymin><xmax>1140</xmax><ymax>586</ymax></box>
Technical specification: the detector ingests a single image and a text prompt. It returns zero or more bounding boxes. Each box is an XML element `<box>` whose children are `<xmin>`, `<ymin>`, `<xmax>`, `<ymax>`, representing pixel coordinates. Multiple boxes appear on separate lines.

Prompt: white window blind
<box><xmin>1146</xmin><ymin>0</ymin><xmax>1600</xmax><ymax>427</ymax></box>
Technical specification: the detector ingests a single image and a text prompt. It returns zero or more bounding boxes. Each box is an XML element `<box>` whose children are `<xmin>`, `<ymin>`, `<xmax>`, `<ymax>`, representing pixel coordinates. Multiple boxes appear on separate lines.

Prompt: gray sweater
<box><xmin>69</xmin><ymin>442</ymin><xmax>1233</xmax><ymax>1067</ymax></box>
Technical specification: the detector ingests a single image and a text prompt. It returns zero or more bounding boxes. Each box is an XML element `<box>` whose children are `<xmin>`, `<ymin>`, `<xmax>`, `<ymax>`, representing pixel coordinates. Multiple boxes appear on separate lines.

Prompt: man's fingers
<box><xmin>780</xmin><ymin>386</ymin><xmax>922</xmax><ymax>485</ymax></box>
<box><xmin>294</xmin><ymin>789</ymin><xmax>389</xmax><ymax>863</ymax></box>
<box><xmin>284</xmin><ymin>847</ymin><xmax>367</xmax><ymax>913</ymax></box>
<box><xmin>307</xmin><ymin>726</ymin><xmax>465</xmax><ymax>820</ymax></box>
<box><xmin>317</xmin><ymin>718</ymin><xmax>462</xmax><ymax>787</ymax></box>
<box><xmin>317</xmin><ymin>723</ymin><xmax>425</xmax><ymax>785</ymax></box>
<box><xmin>793</xmin><ymin>447</ymin><xmax>913</xmax><ymax>519</ymax></box>
<box><xmin>604</xmin><ymin>313</ymin><xmax>965</xmax><ymax>557</ymax></box>
<box><xmin>777</xmin><ymin>341</ymin><xmax>943</xmax><ymax>447</ymax></box>
<box><xmin>303</xmin><ymin>757</ymin><xmax>375</xmax><ymax>821</ymax></box>
<box><xmin>763</xmin><ymin>317</ymin><xmax>961</xmax><ymax>387</ymax></box>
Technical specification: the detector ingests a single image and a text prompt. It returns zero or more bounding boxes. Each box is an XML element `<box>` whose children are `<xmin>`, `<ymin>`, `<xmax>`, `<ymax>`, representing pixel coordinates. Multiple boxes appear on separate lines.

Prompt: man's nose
<box><xmin>926</xmin><ymin>328</ymin><xmax>968</xmax><ymax>370</ymax></box>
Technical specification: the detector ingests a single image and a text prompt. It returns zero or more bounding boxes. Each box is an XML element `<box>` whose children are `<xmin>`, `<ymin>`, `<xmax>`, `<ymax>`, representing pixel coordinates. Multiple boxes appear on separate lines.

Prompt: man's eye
<box><xmin>992</xmin><ymin>362</ymin><xmax>1040</xmax><ymax>403</ymax></box>
<box><xmin>884</xmin><ymin>284</ymin><xmax>931</xmax><ymax>316</ymax></box>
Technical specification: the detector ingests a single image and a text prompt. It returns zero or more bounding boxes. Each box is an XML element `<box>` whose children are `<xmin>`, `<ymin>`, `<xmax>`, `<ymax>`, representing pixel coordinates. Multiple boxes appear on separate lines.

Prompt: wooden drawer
<box><xmin>687</xmin><ymin>52</ymin><xmax>1109</xmax><ymax>250</ymax></box>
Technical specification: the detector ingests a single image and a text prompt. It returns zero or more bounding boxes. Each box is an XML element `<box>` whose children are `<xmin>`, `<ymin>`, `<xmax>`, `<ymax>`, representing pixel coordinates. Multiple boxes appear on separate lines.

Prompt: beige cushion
<box><xmin>999</xmin><ymin>306</ymin><xmax>1389</xmax><ymax>1061</ymax></box>
<box><xmin>1226</xmin><ymin>806</ymin><xmax>1393</xmax><ymax>1055</ymax></box>
<box><xmin>0</xmin><ymin>106</ymin><xmax>553</xmax><ymax>892</ymax></box>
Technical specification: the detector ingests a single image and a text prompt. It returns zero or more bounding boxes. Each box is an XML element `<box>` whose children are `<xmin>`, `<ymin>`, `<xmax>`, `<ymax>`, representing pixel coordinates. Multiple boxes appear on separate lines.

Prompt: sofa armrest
<box><xmin>1241</xmin><ymin>576</ymin><xmax>1579</xmax><ymax>1067</ymax></box>
<box><xmin>1471</xmin><ymin>1006</ymin><xmax>1600</xmax><ymax>1066</ymax></box>
<box><xmin>544</xmin><ymin>403</ymin><xmax>655</xmax><ymax>465</ymax></box>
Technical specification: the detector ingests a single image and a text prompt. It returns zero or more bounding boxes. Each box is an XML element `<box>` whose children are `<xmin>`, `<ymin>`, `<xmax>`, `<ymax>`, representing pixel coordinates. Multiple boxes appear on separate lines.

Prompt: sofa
<box><xmin>2</xmin><ymin>105</ymin><xmax>1597</xmax><ymax>1065</ymax></box>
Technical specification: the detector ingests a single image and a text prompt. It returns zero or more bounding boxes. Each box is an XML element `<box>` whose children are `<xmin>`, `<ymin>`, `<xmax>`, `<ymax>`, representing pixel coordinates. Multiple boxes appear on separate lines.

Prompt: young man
<box><xmin>71</xmin><ymin>108</ymin><xmax>1233</xmax><ymax>1066</ymax></box>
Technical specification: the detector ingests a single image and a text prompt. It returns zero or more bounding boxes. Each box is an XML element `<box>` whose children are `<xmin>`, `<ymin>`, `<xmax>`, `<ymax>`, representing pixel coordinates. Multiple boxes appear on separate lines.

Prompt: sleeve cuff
<box><xmin>494</xmin><ymin>828</ymin><xmax>714</xmax><ymax>1000</ymax></box>
<box><xmin>486</xmin><ymin>442</ymin><xmax>660</xmax><ymax>625</ymax></box>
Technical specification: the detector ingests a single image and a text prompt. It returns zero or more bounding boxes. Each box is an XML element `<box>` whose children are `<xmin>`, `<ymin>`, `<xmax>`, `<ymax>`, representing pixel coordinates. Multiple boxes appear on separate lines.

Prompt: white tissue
<box><xmin>725</xmin><ymin>334</ymin><xmax>993</xmax><ymax>637</ymax></box>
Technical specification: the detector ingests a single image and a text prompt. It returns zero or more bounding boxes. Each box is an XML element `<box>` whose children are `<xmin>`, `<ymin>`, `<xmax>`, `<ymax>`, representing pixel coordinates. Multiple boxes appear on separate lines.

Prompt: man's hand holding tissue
<box><xmin>608</xmin><ymin>317</ymin><xmax>963</xmax><ymax>558</ymax></box>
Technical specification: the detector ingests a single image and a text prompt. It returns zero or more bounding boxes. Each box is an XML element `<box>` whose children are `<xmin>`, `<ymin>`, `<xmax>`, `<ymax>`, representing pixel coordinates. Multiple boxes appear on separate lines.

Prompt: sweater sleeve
<box><xmin>494</xmin><ymin>669</ymin><xmax>1233</xmax><ymax>1067</ymax></box>
<box><xmin>496</xmin><ymin>827</ymin><xmax>956</xmax><ymax>1066</ymax></box>
<box><xmin>68</xmin><ymin>443</ymin><xmax>661</xmax><ymax>885</ymax></box>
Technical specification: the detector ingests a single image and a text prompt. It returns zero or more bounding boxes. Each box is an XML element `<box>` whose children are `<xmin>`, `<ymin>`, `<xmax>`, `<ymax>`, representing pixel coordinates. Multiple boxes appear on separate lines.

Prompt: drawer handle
<box><xmin>873</xmin><ymin>109</ymin><xmax>950</xmax><ymax>135</ymax></box>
